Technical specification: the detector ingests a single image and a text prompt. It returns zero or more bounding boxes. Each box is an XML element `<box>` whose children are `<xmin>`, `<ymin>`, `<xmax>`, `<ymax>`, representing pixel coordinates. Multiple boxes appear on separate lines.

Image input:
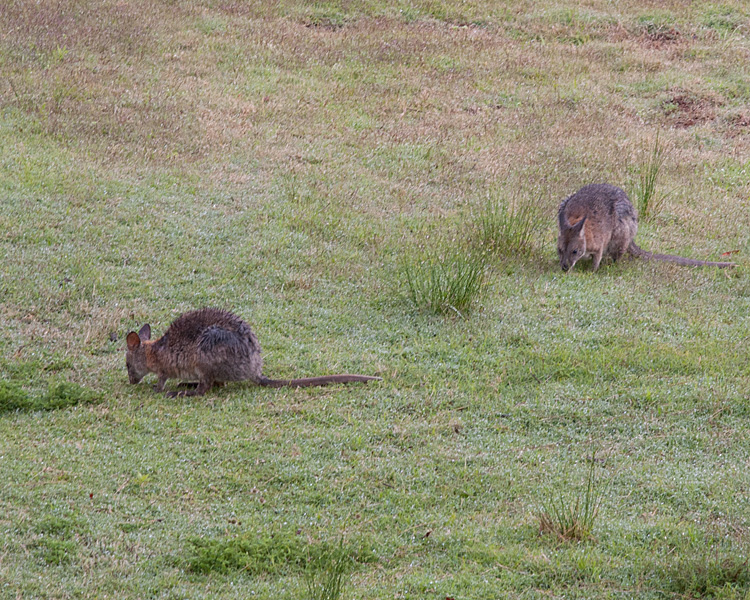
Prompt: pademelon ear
<box><xmin>126</xmin><ymin>332</ymin><xmax>141</xmax><ymax>351</ymax></box>
<box><xmin>571</xmin><ymin>216</ymin><xmax>587</xmax><ymax>236</ymax></box>
<box><xmin>138</xmin><ymin>324</ymin><xmax>151</xmax><ymax>341</ymax></box>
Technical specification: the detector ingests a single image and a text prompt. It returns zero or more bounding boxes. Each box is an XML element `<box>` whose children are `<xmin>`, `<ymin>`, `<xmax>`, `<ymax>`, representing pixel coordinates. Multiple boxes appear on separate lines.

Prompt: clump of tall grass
<box><xmin>537</xmin><ymin>453</ymin><xmax>607</xmax><ymax>542</ymax></box>
<box><xmin>634</xmin><ymin>131</ymin><xmax>670</xmax><ymax>221</ymax></box>
<box><xmin>305</xmin><ymin>539</ymin><xmax>352</xmax><ymax>600</ymax></box>
<box><xmin>472</xmin><ymin>188</ymin><xmax>547</xmax><ymax>256</ymax></box>
<box><xmin>401</xmin><ymin>247</ymin><xmax>488</xmax><ymax>317</ymax></box>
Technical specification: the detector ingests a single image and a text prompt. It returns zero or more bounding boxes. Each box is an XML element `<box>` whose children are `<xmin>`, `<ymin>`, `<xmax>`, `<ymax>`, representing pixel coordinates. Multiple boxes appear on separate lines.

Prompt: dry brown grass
<box><xmin>4</xmin><ymin>1</ymin><xmax>748</xmax><ymax>204</ymax></box>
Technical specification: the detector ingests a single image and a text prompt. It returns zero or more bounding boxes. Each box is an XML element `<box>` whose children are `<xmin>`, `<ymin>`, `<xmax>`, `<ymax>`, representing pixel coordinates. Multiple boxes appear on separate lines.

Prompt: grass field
<box><xmin>1</xmin><ymin>1</ymin><xmax>750</xmax><ymax>598</ymax></box>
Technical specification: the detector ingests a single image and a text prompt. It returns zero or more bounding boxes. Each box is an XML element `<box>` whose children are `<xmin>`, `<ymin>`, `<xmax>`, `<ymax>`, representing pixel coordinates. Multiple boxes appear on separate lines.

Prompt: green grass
<box><xmin>1</xmin><ymin>1</ymin><xmax>749</xmax><ymax>598</ymax></box>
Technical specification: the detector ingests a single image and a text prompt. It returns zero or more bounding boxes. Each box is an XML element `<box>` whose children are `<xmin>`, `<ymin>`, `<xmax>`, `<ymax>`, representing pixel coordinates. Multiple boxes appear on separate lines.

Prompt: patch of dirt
<box><xmin>724</xmin><ymin>111</ymin><xmax>750</xmax><ymax>137</ymax></box>
<box><xmin>641</xmin><ymin>26</ymin><xmax>682</xmax><ymax>48</ymax></box>
<box><xmin>662</xmin><ymin>89</ymin><xmax>722</xmax><ymax>128</ymax></box>
<box><xmin>729</xmin><ymin>112</ymin><xmax>750</xmax><ymax>128</ymax></box>
<box><xmin>606</xmin><ymin>23</ymin><xmax>683</xmax><ymax>48</ymax></box>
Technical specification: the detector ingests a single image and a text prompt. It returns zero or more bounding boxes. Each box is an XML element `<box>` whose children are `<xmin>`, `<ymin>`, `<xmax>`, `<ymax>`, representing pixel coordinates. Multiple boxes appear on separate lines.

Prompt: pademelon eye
<box><xmin>572</xmin><ymin>250</ymin><xmax>578</xmax><ymax>255</ymax></box>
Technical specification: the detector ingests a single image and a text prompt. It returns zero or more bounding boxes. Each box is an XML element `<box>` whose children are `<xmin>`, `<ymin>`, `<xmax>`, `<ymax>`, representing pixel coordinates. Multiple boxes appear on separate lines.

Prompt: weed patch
<box><xmin>0</xmin><ymin>381</ymin><xmax>31</xmax><ymax>412</ymax></box>
<box><xmin>34</xmin><ymin>515</ymin><xmax>79</xmax><ymax>538</ymax></box>
<box><xmin>187</xmin><ymin>529</ymin><xmax>374</xmax><ymax>577</ymax></box>
<box><xmin>39</xmin><ymin>381</ymin><xmax>97</xmax><ymax>410</ymax></box>
<box><xmin>32</xmin><ymin>538</ymin><xmax>78</xmax><ymax>566</ymax></box>
<box><xmin>0</xmin><ymin>380</ymin><xmax>97</xmax><ymax>413</ymax></box>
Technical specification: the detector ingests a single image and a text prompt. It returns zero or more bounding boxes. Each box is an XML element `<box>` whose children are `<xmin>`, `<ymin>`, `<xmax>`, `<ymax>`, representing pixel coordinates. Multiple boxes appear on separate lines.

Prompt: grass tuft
<box><xmin>472</xmin><ymin>188</ymin><xmax>546</xmax><ymax>257</ymax></box>
<box><xmin>305</xmin><ymin>539</ymin><xmax>352</xmax><ymax>600</ymax></box>
<box><xmin>401</xmin><ymin>247</ymin><xmax>487</xmax><ymax>317</ymax></box>
<box><xmin>634</xmin><ymin>131</ymin><xmax>670</xmax><ymax>221</ymax></box>
<box><xmin>538</xmin><ymin>453</ymin><xmax>607</xmax><ymax>543</ymax></box>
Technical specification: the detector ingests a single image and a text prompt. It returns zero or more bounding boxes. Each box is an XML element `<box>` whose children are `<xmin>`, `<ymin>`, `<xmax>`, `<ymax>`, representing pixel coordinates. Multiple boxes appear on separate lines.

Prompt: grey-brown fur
<box><xmin>125</xmin><ymin>308</ymin><xmax>381</xmax><ymax>397</ymax></box>
<box><xmin>557</xmin><ymin>184</ymin><xmax>735</xmax><ymax>272</ymax></box>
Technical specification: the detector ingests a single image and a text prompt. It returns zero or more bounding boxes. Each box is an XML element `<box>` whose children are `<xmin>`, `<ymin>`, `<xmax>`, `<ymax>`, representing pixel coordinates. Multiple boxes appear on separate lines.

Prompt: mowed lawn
<box><xmin>1</xmin><ymin>1</ymin><xmax>749</xmax><ymax>598</ymax></box>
